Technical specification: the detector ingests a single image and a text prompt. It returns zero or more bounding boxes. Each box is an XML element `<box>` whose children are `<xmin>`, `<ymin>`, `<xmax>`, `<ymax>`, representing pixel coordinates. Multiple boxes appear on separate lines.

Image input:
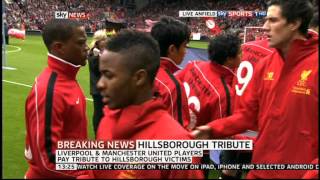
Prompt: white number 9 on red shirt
<box><xmin>235</xmin><ymin>61</ymin><xmax>253</xmax><ymax>96</ymax></box>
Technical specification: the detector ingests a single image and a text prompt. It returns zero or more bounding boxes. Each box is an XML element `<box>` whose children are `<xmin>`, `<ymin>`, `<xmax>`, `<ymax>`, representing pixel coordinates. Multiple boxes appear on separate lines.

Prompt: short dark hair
<box><xmin>105</xmin><ymin>30</ymin><xmax>160</xmax><ymax>84</ymax></box>
<box><xmin>208</xmin><ymin>32</ymin><xmax>241</xmax><ymax>65</ymax></box>
<box><xmin>151</xmin><ymin>16</ymin><xmax>190</xmax><ymax>57</ymax></box>
<box><xmin>42</xmin><ymin>19</ymin><xmax>82</xmax><ymax>51</ymax></box>
<box><xmin>268</xmin><ymin>0</ymin><xmax>313</xmax><ymax>35</ymax></box>
<box><xmin>310</xmin><ymin>11</ymin><xmax>318</xmax><ymax>28</ymax></box>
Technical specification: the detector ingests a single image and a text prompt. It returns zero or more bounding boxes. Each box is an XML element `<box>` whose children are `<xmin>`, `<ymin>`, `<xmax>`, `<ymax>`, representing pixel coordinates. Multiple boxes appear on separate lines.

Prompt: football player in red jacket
<box><xmin>216</xmin><ymin>37</ymin><xmax>274</xmax><ymax>179</ymax></box>
<box><xmin>191</xmin><ymin>0</ymin><xmax>318</xmax><ymax>178</ymax></box>
<box><xmin>176</xmin><ymin>32</ymin><xmax>241</xmax><ymax>131</ymax></box>
<box><xmin>151</xmin><ymin>16</ymin><xmax>191</xmax><ymax>129</ymax></box>
<box><xmin>24</xmin><ymin>19</ymin><xmax>91</xmax><ymax>178</ymax></box>
<box><xmin>176</xmin><ymin>32</ymin><xmax>242</xmax><ymax>178</ymax></box>
<box><xmin>95</xmin><ymin>30</ymin><xmax>204</xmax><ymax>179</ymax></box>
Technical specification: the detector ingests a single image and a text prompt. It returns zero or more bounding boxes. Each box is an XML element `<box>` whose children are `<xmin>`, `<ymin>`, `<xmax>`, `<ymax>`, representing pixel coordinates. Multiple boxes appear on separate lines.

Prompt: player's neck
<box><xmin>132</xmin><ymin>88</ymin><xmax>154</xmax><ymax>106</ymax></box>
<box><xmin>279</xmin><ymin>32</ymin><xmax>306</xmax><ymax>60</ymax></box>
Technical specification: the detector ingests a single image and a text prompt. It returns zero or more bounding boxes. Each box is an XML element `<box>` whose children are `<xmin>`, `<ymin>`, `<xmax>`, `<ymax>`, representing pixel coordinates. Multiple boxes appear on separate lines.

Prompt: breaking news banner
<box><xmin>54</xmin><ymin>140</ymin><xmax>318</xmax><ymax>171</ymax></box>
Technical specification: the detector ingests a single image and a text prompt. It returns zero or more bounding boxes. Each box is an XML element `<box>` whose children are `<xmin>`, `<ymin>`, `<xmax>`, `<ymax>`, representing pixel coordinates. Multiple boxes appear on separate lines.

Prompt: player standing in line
<box><xmin>191</xmin><ymin>0</ymin><xmax>318</xmax><ymax>178</ymax></box>
<box><xmin>218</xmin><ymin>33</ymin><xmax>274</xmax><ymax>179</ymax></box>
<box><xmin>176</xmin><ymin>32</ymin><xmax>242</xmax><ymax>131</ymax></box>
<box><xmin>24</xmin><ymin>19</ymin><xmax>91</xmax><ymax>178</ymax></box>
<box><xmin>176</xmin><ymin>32</ymin><xmax>242</xmax><ymax>179</ymax></box>
<box><xmin>94</xmin><ymin>30</ymin><xmax>204</xmax><ymax>179</ymax></box>
<box><xmin>151</xmin><ymin>16</ymin><xmax>191</xmax><ymax>128</ymax></box>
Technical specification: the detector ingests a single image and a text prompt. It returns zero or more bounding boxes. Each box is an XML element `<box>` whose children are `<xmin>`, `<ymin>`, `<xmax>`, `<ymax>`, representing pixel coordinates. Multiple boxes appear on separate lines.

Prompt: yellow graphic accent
<box><xmin>291</xmin><ymin>70</ymin><xmax>312</xmax><ymax>95</ymax></box>
<box><xmin>264</xmin><ymin>72</ymin><xmax>274</xmax><ymax>80</ymax></box>
<box><xmin>291</xmin><ymin>86</ymin><xmax>311</xmax><ymax>95</ymax></box>
<box><xmin>306</xmin><ymin>89</ymin><xmax>311</xmax><ymax>95</ymax></box>
<box><xmin>300</xmin><ymin>70</ymin><xmax>312</xmax><ymax>81</ymax></box>
<box><xmin>296</xmin><ymin>70</ymin><xmax>312</xmax><ymax>87</ymax></box>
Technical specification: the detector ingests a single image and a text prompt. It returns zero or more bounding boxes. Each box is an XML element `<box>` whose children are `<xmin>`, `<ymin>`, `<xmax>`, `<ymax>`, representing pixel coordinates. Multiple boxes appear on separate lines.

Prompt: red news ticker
<box><xmin>57</xmin><ymin>140</ymin><xmax>136</xmax><ymax>149</ymax></box>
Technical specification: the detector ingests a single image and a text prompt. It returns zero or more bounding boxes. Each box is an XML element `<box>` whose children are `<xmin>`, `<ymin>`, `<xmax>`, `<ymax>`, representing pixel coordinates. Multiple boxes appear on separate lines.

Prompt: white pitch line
<box><xmin>2</xmin><ymin>79</ymin><xmax>32</xmax><ymax>88</ymax></box>
<box><xmin>2</xmin><ymin>66</ymin><xmax>17</xmax><ymax>70</ymax></box>
<box><xmin>5</xmin><ymin>45</ymin><xmax>22</xmax><ymax>53</ymax></box>
<box><xmin>2</xmin><ymin>79</ymin><xmax>93</xmax><ymax>101</ymax></box>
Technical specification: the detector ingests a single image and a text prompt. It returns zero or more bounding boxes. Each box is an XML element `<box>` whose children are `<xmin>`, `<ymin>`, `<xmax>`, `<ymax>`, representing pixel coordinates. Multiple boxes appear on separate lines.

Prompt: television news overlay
<box><xmin>54</xmin><ymin>11</ymin><xmax>90</xmax><ymax>20</ymax></box>
<box><xmin>178</xmin><ymin>10</ymin><xmax>266</xmax><ymax>18</ymax></box>
<box><xmin>55</xmin><ymin>140</ymin><xmax>318</xmax><ymax>171</ymax></box>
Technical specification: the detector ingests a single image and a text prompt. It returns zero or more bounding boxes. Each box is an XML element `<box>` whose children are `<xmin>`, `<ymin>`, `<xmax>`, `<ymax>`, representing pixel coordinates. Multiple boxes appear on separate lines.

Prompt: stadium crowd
<box><xmin>5</xmin><ymin>0</ymin><xmax>267</xmax><ymax>36</ymax></box>
<box><xmin>132</xmin><ymin>0</ymin><xmax>267</xmax><ymax>37</ymax></box>
<box><xmin>4</xmin><ymin>0</ymin><xmax>124</xmax><ymax>32</ymax></box>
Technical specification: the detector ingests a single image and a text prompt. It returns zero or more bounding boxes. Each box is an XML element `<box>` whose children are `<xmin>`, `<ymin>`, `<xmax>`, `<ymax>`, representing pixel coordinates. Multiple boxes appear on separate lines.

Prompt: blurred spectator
<box><xmin>88</xmin><ymin>29</ymin><xmax>108</xmax><ymax>135</ymax></box>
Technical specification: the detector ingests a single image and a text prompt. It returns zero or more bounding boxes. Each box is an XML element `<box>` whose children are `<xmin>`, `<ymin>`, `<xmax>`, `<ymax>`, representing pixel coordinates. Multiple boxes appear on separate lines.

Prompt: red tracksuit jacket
<box><xmin>232</xmin><ymin>39</ymin><xmax>274</xmax><ymax>141</ymax></box>
<box><xmin>153</xmin><ymin>57</ymin><xmax>190</xmax><ymax>129</ymax></box>
<box><xmin>208</xmin><ymin>32</ymin><xmax>318</xmax><ymax>178</ymax></box>
<box><xmin>95</xmin><ymin>98</ymin><xmax>204</xmax><ymax>179</ymax></box>
<box><xmin>235</xmin><ymin>39</ymin><xmax>274</xmax><ymax>104</ymax></box>
<box><xmin>240</xmin><ymin>39</ymin><xmax>273</xmax><ymax>66</ymax></box>
<box><xmin>176</xmin><ymin>61</ymin><xmax>235</xmax><ymax>130</ymax></box>
<box><xmin>24</xmin><ymin>54</ymin><xmax>90</xmax><ymax>178</ymax></box>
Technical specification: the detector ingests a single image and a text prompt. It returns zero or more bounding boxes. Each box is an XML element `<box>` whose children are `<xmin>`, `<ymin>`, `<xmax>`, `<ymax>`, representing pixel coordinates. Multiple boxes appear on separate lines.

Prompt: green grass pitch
<box><xmin>2</xmin><ymin>35</ymin><xmax>210</xmax><ymax>178</ymax></box>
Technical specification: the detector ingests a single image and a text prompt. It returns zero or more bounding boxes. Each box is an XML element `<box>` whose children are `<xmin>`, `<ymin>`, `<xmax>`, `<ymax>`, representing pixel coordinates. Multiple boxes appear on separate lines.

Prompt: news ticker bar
<box><xmin>56</xmin><ymin>163</ymin><xmax>319</xmax><ymax>171</ymax></box>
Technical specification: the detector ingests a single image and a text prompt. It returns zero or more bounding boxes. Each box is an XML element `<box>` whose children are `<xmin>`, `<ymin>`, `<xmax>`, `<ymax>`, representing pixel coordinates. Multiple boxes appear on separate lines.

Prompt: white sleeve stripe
<box><xmin>155</xmin><ymin>78</ymin><xmax>175</xmax><ymax>118</ymax></box>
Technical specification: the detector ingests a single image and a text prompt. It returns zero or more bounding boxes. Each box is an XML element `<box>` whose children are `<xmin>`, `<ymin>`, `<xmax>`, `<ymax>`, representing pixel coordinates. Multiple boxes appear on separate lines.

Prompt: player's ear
<box><xmin>289</xmin><ymin>18</ymin><xmax>301</xmax><ymax>32</ymax></box>
<box><xmin>168</xmin><ymin>44</ymin><xmax>177</xmax><ymax>56</ymax></box>
<box><xmin>51</xmin><ymin>41</ymin><xmax>64</xmax><ymax>54</ymax></box>
<box><xmin>133</xmin><ymin>69</ymin><xmax>148</xmax><ymax>87</ymax></box>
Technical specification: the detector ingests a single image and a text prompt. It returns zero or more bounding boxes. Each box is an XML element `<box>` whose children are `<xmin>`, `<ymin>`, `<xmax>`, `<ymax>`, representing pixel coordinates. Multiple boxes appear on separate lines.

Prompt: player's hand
<box><xmin>190</xmin><ymin>125</ymin><xmax>212</xmax><ymax>139</ymax></box>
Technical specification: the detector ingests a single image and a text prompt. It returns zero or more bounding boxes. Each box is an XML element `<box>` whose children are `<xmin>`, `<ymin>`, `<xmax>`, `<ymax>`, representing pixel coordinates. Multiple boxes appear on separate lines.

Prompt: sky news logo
<box><xmin>54</xmin><ymin>11</ymin><xmax>89</xmax><ymax>19</ymax></box>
